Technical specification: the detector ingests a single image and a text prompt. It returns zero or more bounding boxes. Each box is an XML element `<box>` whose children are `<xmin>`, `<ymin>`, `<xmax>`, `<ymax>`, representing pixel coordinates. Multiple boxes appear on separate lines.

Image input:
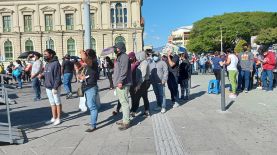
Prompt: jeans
<box><xmin>130</xmin><ymin>80</ymin><xmax>150</xmax><ymax>113</ymax></box>
<box><xmin>152</xmin><ymin>83</ymin><xmax>166</xmax><ymax>108</ymax></box>
<box><xmin>200</xmin><ymin>64</ymin><xmax>206</xmax><ymax>73</ymax></box>
<box><xmin>16</xmin><ymin>75</ymin><xmax>22</xmax><ymax>88</ymax></box>
<box><xmin>63</xmin><ymin>73</ymin><xmax>73</xmax><ymax>94</ymax></box>
<box><xmin>180</xmin><ymin>79</ymin><xmax>189</xmax><ymax>99</ymax></box>
<box><xmin>213</xmin><ymin>69</ymin><xmax>221</xmax><ymax>83</ymax></box>
<box><xmin>85</xmin><ymin>86</ymin><xmax>99</xmax><ymax>128</ymax></box>
<box><xmin>238</xmin><ymin>70</ymin><xmax>251</xmax><ymax>91</ymax></box>
<box><xmin>228</xmin><ymin>70</ymin><xmax>238</xmax><ymax>94</ymax></box>
<box><xmin>116</xmin><ymin>86</ymin><xmax>130</xmax><ymax>124</ymax></box>
<box><xmin>32</xmin><ymin>77</ymin><xmax>41</xmax><ymax>99</ymax></box>
<box><xmin>167</xmin><ymin>74</ymin><xmax>178</xmax><ymax>102</ymax></box>
<box><xmin>261</xmin><ymin>70</ymin><xmax>274</xmax><ymax>91</ymax></box>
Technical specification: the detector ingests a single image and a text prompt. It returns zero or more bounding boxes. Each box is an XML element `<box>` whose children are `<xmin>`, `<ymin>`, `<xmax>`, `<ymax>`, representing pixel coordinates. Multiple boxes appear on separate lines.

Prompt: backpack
<box><xmin>12</xmin><ymin>68</ymin><xmax>22</xmax><ymax>77</ymax></box>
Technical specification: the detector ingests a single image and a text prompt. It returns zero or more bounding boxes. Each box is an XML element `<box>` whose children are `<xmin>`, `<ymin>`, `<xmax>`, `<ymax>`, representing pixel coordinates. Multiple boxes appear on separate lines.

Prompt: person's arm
<box><xmin>31</xmin><ymin>62</ymin><xmax>41</xmax><ymax>79</ymax></box>
<box><xmin>53</xmin><ymin>62</ymin><xmax>62</xmax><ymax>90</ymax></box>
<box><xmin>118</xmin><ymin>55</ymin><xmax>129</xmax><ymax>86</ymax></box>
<box><xmin>162</xmin><ymin>62</ymin><xmax>168</xmax><ymax>84</ymax></box>
<box><xmin>61</xmin><ymin>61</ymin><xmax>65</xmax><ymax>75</ymax></box>
<box><xmin>249</xmin><ymin>53</ymin><xmax>254</xmax><ymax>71</ymax></box>
<box><xmin>225</xmin><ymin>55</ymin><xmax>231</xmax><ymax>65</ymax></box>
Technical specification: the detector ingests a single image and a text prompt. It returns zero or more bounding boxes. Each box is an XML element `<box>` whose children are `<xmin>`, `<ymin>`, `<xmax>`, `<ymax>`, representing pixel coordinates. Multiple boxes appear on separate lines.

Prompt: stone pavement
<box><xmin>0</xmin><ymin>75</ymin><xmax>277</xmax><ymax>155</ymax></box>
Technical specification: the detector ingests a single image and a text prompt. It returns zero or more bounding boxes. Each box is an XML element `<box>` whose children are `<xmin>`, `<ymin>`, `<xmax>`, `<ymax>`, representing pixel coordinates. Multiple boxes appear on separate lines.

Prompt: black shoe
<box><xmin>85</xmin><ymin>127</ymin><xmax>97</xmax><ymax>132</ymax></box>
<box><xmin>118</xmin><ymin>123</ymin><xmax>129</xmax><ymax>131</ymax></box>
<box><xmin>143</xmin><ymin>111</ymin><xmax>150</xmax><ymax>117</ymax></box>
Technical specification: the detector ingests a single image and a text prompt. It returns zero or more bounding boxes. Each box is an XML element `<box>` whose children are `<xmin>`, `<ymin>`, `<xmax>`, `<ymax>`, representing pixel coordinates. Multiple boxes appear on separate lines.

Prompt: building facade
<box><xmin>170</xmin><ymin>25</ymin><xmax>192</xmax><ymax>47</ymax></box>
<box><xmin>0</xmin><ymin>0</ymin><xmax>144</xmax><ymax>61</ymax></box>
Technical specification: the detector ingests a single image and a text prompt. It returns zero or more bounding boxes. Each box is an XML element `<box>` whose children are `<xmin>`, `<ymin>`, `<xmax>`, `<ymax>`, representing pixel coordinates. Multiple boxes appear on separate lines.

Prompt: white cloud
<box><xmin>152</xmin><ymin>36</ymin><xmax>161</xmax><ymax>40</ymax></box>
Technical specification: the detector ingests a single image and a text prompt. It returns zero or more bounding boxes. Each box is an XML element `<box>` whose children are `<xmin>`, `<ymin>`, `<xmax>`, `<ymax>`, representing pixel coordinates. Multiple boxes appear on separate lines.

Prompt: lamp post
<box><xmin>84</xmin><ymin>0</ymin><xmax>91</xmax><ymax>50</ymax></box>
<box><xmin>220</xmin><ymin>26</ymin><xmax>226</xmax><ymax>111</ymax></box>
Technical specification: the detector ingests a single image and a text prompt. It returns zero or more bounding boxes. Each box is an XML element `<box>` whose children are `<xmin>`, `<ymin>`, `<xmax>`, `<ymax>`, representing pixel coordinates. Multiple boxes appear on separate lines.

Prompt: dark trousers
<box><xmin>32</xmin><ymin>77</ymin><xmax>41</xmax><ymax>99</ymax></box>
<box><xmin>167</xmin><ymin>75</ymin><xmax>178</xmax><ymax>102</ymax></box>
<box><xmin>130</xmin><ymin>80</ymin><xmax>150</xmax><ymax>113</ymax></box>
<box><xmin>107</xmin><ymin>72</ymin><xmax>114</xmax><ymax>88</ymax></box>
<box><xmin>238</xmin><ymin>70</ymin><xmax>251</xmax><ymax>91</ymax></box>
<box><xmin>213</xmin><ymin>69</ymin><xmax>221</xmax><ymax>83</ymax></box>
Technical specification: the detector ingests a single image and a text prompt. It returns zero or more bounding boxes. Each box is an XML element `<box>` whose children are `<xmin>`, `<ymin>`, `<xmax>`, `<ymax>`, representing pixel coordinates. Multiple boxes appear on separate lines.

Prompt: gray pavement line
<box><xmin>69</xmin><ymin>135</ymin><xmax>86</xmax><ymax>155</ymax></box>
<box><xmin>29</xmin><ymin>147</ymin><xmax>38</xmax><ymax>155</ymax></box>
<box><xmin>0</xmin><ymin>148</ymin><xmax>7</xmax><ymax>154</ymax></box>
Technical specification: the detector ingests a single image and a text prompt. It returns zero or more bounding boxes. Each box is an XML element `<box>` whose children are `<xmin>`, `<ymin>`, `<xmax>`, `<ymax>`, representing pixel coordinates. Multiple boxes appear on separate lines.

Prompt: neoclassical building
<box><xmin>0</xmin><ymin>0</ymin><xmax>144</xmax><ymax>61</ymax></box>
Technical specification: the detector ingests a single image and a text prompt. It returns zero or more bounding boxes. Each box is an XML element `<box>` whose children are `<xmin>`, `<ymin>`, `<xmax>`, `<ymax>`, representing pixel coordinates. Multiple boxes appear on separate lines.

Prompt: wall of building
<box><xmin>0</xmin><ymin>0</ymin><xmax>144</xmax><ymax>61</ymax></box>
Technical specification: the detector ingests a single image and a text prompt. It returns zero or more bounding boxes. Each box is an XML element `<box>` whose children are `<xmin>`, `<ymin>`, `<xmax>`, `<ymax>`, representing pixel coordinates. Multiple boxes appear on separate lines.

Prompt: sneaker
<box><xmin>116</xmin><ymin>120</ymin><xmax>123</xmax><ymax>126</ymax></box>
<box><xmin>85</xmin><ymin>127</ymin><xmax>97</xmax><ymax>132</ymax></box>
<box><xmin>130</xmin><ymin>112</ymin><xmax>136</xmax><ymax>117</ymax></box>
<box><xmin>46</xmin><ymin>118</ymin><xmax>55</xmax><ymax>124</ymax></box>
<box><xmin>143</xmin><ymin>111</ymin><xmax>150</xmax><ymax>117</ymax></box>
<box><xmin>244</xmin><ymin>90</ymin><xmax>248</xmax><ymax>93</ymax></box>
<box><xmin>118</xmin><ymin>123</ymin><xmax>130</xmax><ymax>131</ymax></box>
<box><xmin>112</xmin><ymin>111</ymin><xmax>118</xmax><ymax>116</ymax></box>
<box><xmin>257</xmin><ymin>86</ymin><xmax>262</xmax><ymax>90</ymax></box>
<box><xmin>161</xmin><ymin>108</ymin><xmax>166</xmax><ymax>114</ymax></box>
<box><xmin>173</xmin><ymin>102</ymin><xmax>180</xmax><ymax>108</ymax></box>
<box><xmin>53</xmin><ymin>119</ymin><xmax>61</xmax><ymax>126</ymax></box>
<box><xmin>154</xmin><ymin>107</ymin><xmax>162</xmax><ymax>111</ymax></box>
<box><xmin>229</xmin><ymin>94</ymin><xmax>237</xmax><ymax>99</ymax></box>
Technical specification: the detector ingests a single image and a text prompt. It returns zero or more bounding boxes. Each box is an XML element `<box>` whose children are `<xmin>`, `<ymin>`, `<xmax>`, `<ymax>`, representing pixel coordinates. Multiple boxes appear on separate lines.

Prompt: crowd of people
<box><xmin>0</xmin><ymin>41</ymin><xmax>275</xmax><ymax>132</ymax></box>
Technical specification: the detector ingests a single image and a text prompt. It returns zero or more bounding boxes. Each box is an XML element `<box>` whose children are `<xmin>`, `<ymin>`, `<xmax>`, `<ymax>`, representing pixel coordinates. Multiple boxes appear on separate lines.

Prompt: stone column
<box><xmin>107</xmin><ymin>2</ymin><xmax>111</xmax><ymax>29</ymax></box>
<box><xmin>76</xmin><ymin>2</ymin><xmax>82</xmax><ymax>30</ymax></box>
<box><xmin>127</xmin><ymin>1</ymin><xmax>131</xmax><ymax>28</ymax></box>
<box><xmin>55</xmin><ymin>3</ymin><xmax>62</xmax><ymax>30</ymax></box>
<box><xmin>14</xmin><ymin>5</ymin><xmax>20</xmax><ymax>32</ymax></box>
<box><xmin>34</xmin><ymin>4</ymin><xmax>41</xmax><ymax>31</ymax></box>
<box><xmin>97</xmin><ymin>2</ymin><xmax>102</xmax><ymax>29</ymax></box>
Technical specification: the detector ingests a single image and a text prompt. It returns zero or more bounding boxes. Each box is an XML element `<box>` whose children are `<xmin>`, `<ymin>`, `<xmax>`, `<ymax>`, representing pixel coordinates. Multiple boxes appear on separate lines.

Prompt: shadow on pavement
<box><xmin>226</xmin><ymin>100</ymin><xmax>235</xmax><ymax>110</ymax></box>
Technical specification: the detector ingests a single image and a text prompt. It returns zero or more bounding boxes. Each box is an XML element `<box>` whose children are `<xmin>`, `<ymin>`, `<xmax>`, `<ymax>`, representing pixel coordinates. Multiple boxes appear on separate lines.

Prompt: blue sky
<box><xmin>142</xmin><ymin>0</ymin><xmax>277</xmax><ymax>48</ymax></box>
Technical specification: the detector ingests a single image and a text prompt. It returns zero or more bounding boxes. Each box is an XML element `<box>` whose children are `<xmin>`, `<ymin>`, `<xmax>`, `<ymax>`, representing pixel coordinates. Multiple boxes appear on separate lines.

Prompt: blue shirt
<box><xmin>211</xmin><ymin>56</ymin><xmax>223</xmax><ymax>70</ymax></box>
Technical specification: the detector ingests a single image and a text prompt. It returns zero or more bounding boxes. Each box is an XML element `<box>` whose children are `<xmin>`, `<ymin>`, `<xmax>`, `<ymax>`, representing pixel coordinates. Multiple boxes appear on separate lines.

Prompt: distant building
<box><xmin>170</xmin><ymin>25</ymin><xmax>192</xmax><ymax>47</ymax></box>
<box><xmin>0</xmin><ymin>0</ymin><xmax>144</xmax><ymax>61</ymax></box>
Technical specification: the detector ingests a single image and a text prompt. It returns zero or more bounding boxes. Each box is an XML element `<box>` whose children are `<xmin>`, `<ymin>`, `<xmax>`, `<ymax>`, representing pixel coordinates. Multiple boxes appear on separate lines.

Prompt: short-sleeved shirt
<box><xmin>62</xmin><ymin>59</ymin><xmax>74</xmax><ymax>74</ymax></box>
<box><xmin>168</xmin><ymin>54</ymin><xmax>179</xmax><ymax>78</ymax></box>
<box><xmin>211</xmin><ymin>56</ymin><xmax>223</xmax><ymax>70</ymax></box>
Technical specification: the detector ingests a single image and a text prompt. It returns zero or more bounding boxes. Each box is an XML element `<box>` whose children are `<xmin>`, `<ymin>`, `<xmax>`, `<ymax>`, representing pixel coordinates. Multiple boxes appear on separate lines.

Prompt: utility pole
<box><xmin>84</xmin><ymin>0</ymin><xmax>91</xmax><ymax>49</ymax></box>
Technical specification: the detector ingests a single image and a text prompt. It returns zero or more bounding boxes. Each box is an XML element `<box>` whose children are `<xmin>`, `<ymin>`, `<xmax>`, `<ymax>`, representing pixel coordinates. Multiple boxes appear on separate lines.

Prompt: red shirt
<box><xmin>263</xmin><ymin>52</ymin><xmax>276</xmax><ymax>70</ymax></box>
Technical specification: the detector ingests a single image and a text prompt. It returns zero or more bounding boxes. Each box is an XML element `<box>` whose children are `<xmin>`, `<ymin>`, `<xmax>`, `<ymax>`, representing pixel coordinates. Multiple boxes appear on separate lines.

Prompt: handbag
<box><xmin>77</xmin><ymin>84</ymin><xmax>84</xmax><ymax>97</ymax></box>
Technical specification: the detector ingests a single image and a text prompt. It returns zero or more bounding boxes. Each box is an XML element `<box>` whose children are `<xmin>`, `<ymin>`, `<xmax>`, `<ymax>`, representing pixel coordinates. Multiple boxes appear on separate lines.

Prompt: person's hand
<box><xmin>117</xmin><ymin>83</ymin><xmax>123</xmax><ymax>89</ymax></box>
<box><xmin>52</xmin><ymin>89</ymin><xmax>58</xmax><ymax>94</ymax></box>
<box><xmin>78</xmin><ymin>74</ymin><xmax>85</xmax><ymax>81</ymax></box>
<box><xmin>135</xmin><ymin>85</ymin><xmax>140</xmax><ymax>92</ymax></box>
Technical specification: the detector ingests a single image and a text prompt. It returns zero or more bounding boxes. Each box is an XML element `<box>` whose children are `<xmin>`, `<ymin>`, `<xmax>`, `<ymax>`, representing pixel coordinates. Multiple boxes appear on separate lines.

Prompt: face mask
<box><xmin>44</xmin><ymin>56</ymin><xmax>50</xmax><ymax>62</ymax></box>
<box><xmin>32</xmin><ymin>57</ymin><xmax>36</xmax><ymax>61</ymax></box>
<box><xmin>153</xmin><ymin>56</ymin><xmax>159</xmax><ymax>62</ymax></box>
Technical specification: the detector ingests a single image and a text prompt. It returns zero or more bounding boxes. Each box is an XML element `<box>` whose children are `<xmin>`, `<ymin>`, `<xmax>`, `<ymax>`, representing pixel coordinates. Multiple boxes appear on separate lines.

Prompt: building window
<box><xmin>90</xmin><ymin>13</ymin><xmax>95</xmax><ymax>29</ymax></box>
<box><xmin>4</xmin><ymin>40</ymin><xmax>13</xmax><ymax>61</ymax></box>
<box><xmin>67</xmin><ymin>38</ymin><xmax>75</xmax><ymax>56</ymax></box>
<box><xmin>111</xmin><ymin>3</ymin><xmax>127</xmax><ymax>28</ymax></box>
<box><xmin>45</xmin><ymin>14</ymin><xmax>53</xmax><ymax>31</ymax></box>
<box><xmin>3</xmin><ymin>16</ymin><xmax>11</xmax><ymax>32</ymax></box>
<box><xmin>46</xmin><ymin>38</ymin><xmax>54</xmax><ymax>50</ymax></box>
<box><xmin>25</xmin><ymin>39</ymin><xmax>33</xmax><ymax>51</ymax></box>
<box><xmin>65</xmin><ymin>14</ymin><xmax>74</xmax><ymax>30</ymax></box>
<box><xmin>24</xmin><ymin>15</ymin><xmax>32</xmax><ymax>32</ymax></box>
<box><xmin>91</xmin><ymin>37</ymin><xmax>96</xmax><ymax>51</ymax></box>
<box><xmin>115</xmin><ymin>36</ymin><xmax>126</xmax><ymax>45</ymax></box>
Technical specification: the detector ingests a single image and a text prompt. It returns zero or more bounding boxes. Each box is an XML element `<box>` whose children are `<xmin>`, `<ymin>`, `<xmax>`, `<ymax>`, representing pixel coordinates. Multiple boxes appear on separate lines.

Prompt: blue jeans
<box><xmin>85</xmin><ymin>86</ymin><xmax>99</xmax><ymax>128</ymax></box>
<box><xmin>200</xmin><ymin>64</ymin><xmax>206</xmax><ymax>73</ymax></box>
<box><xmin>152</xmin><ymin>83</ymin><xmax>166</xmax><ymax>108</ymax></box>
<box><xmin>63</xmin><ymin>73</ymin><xmax>73</xmax><ymax>94</ymax></box>
<box><xmin>238</xmin><ymin>70</ymin><xmax>251</xmax><ymax>91</ymax></box>
<box><xmin>32</xmin><ymin>77</ymin><xmax>41</xmax><ymax>99</ymax></box>
<box><xmin>261</xmin><ymin>70</ymin><xmax>273</xmax><ymax>91</ymax></box>
<box><xmin>16</xmin><ymin>75</ymin><xmax>22</xmax><ymax>88</ymax></box>
<box><xmin>180</xmin><ymin>79</ymin><xmax>189</xmax><ymax>99</ymax></box>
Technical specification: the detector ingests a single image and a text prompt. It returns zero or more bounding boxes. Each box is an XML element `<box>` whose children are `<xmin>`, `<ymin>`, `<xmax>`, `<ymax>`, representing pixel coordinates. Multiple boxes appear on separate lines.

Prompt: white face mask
<box><xmin>32</xmin><ymin>57</ymin><xmax>36</xmax><ymax>61</ymax></box>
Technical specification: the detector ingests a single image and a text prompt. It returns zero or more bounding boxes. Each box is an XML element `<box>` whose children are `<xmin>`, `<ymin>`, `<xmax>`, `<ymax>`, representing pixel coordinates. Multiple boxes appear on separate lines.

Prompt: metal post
<box><xmin>4</xmin><ymin>87</ymin><xmax>12</xmax><ymax>143</ymax></box>
<box><xmin>220</xmin><ymin>26</ymin><xmax>223</xmax><ymax>54</ymax></box>
<box><xmin>220</xmin><ymin>26</ymin><xmax>226</xmax><ymax>111</ymax></box>
<box><xmin>84</xmin><ymin>0</ymin><xmax>91</xmax><ymax>49</ymax></box>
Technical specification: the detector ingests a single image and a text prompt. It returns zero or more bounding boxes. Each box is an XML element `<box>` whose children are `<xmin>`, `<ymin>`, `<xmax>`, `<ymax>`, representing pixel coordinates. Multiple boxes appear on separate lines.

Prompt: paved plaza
<box><xmin>0</xmin><ymin>75</ymin><xmax>277</xmax><ymax>155</ymax></box>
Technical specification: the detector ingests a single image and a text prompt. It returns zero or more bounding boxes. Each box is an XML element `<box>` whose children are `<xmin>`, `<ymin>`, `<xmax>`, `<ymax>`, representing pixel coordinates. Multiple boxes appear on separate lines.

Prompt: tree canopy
<box><xmin>187</xmin><ymin>12</ymin><xmax>277</xmax><ymax>53</ymax></box>
<box><xmin>255</xmin><ymin>27</ymin><xmax>277</xmax><ymax>45</ymax></box>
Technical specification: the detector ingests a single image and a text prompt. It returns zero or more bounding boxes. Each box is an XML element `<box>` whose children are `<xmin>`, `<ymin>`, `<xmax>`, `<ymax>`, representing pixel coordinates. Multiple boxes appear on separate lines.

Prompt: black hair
<box><xmin>16</xmin><ymin>60</ymin><xmax>22</xmax><ymax>67</ymax></box>
<box><xmin>85</xmin><ymin>49</ymin><xmax>96</xmax><ymax>59</ymax></box>
<box><xmin>45</xmin><ymin>49</ymin><xmax>56</xmax><ymax>56</ymax></box>
<box><xmin>226</xmin><ymin>48</ymin><xmax>234</xmax><ymax>54</ymax></box>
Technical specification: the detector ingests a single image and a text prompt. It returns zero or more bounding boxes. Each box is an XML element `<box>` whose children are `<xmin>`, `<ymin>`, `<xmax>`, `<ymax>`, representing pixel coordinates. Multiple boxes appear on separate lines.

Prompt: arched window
<box><xmin>4</xmin><ymin>40</ymin><xmax>13</xmax><ymax>61</ymax></box>
<box><xmin>115</xmin><ymin>36</ymin><xmax>126</xmax><ymax>45</ymax></box>
<box><xmin>67</xmin><ymin>38</ymin><xmax>75</xmax><ymax>56</ymax></box>
<box><xmin>25</xmin><ymin>39</ymin><xmax>34</xmax><ymax>51</ymax></box>
<box><xmin>111</xmin><ymin>3</ymin><xmax>127</xmax><ymax>28</ymax></box>
<box><xmin>46</xmin><ymin>39</ymin><xmax>54</xmax><ymax>50</ymax></box>
<box><xmin>91</xmin><ymin>37</ymin><xmax>96</xmax><ymax>51</ymax></box>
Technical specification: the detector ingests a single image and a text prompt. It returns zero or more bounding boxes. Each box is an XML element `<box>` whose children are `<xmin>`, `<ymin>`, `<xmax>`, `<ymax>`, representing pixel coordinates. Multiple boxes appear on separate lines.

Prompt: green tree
<box><xmin>255</xmin><ymin>27</ymin><xmax>277</xmax><ymax>45</ymax></box>
<box><xmin>187</xmin><ymin>12</ymin><xmax>277</xmax><ymax>53</ymax></box>
<box><xmin>234</xmin><ymin>39</ymin><xmax>247</xmax><ymax>53</ymax></box>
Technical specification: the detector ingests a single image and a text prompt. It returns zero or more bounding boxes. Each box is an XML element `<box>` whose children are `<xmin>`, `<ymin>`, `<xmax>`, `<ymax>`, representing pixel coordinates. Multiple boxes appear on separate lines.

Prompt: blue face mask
<box><xmin>153</xmin><ymin>56</ymin><xmax>159</xmax><ymax>62</ymax></box>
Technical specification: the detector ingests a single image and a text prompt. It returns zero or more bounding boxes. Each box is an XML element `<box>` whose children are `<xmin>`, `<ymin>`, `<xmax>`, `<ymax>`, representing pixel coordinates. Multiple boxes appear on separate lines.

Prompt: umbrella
<box><xmin>101</xmin><ymin>47</ymin><xmax>114</xmax><ymax>56</ymax></box>
<box><xmin>18</xmin><ymin>51</ymin><xmax>42</xmax><ymax>59</ymax></box>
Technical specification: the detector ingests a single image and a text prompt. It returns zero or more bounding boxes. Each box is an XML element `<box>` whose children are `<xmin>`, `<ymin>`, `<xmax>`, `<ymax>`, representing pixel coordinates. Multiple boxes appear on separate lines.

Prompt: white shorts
<box><xmin>46</xmin><ymin>87</ymin><xmax>61</xmax><ymax>106</ymax></box>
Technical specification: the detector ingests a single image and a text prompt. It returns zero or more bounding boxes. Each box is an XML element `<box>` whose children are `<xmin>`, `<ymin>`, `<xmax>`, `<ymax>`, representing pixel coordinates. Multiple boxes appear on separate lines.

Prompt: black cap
<box><xmin>113</xmin><ymin>42</ymin><xmax>126</xmax><ymax>53</ymax></box>
<box><xmin>64</xmin><ymin>54</ymin><xmax>70</xmax><ymax>59</ymax></box>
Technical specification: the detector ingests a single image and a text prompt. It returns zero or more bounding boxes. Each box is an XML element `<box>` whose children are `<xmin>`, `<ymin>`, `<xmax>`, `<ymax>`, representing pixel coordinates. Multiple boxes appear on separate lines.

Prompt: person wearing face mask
<box><xmin>237</xmin><ymin>43</ymin><xmax>254</xmax><ymax>93</ymax></box>
<box><xmin>259</xmin><ymin>45</ymin><xmax>276</xmax><ymax>91</ymax></box>
<box><xmin>43</xmin><ymin>49</ymin><xmax>62</xmax><ymax>126</ymax></box>
<box><xmin>112</xmin><ymin>42</ymin><xmax>132</xmax><ymax>131</ymax></box>
<box><xmin>30</xmin><ymin>53</ymin><xmax>43</xmax><ymax>101</ymax></box>
<box><xmin>178</xmin><ymin>51</ymin><xmax>191</xmax><ymax>100</ymax></box>
<box><xmin>150</xmin><ymin>51</ymin><xmax>168</xmax><ymax>113</ymax></box>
